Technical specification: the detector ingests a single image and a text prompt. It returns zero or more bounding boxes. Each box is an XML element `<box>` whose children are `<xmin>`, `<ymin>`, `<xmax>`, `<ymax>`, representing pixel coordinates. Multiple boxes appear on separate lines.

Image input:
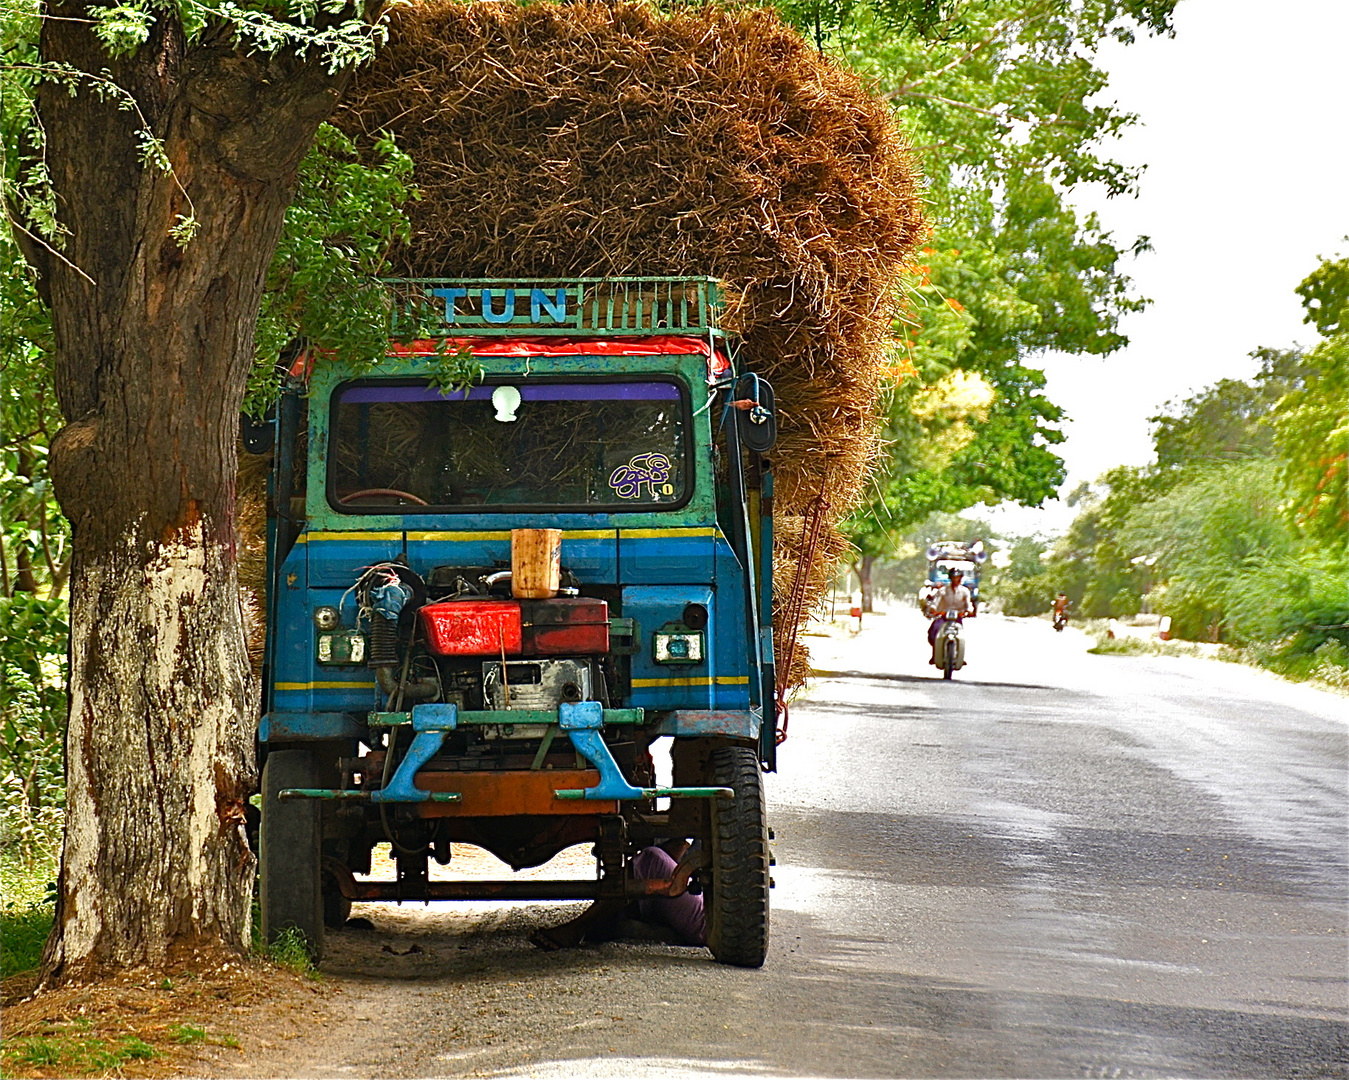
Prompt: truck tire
<box><xmin>943</xmin><ymin>637</ymin><xmax>956</xmax><ymax>680</ymax></box>
<box><xmin>706</xmin><ymin>746</ymin><xmax>770</xmax><ymax>968</ymax></box>
<box><xmin>322</xmin><ymin>871</ymin><xmax>353</xmax><ymax>928</ymax></box>
<box><xmin>260</xmin><ymin>749</ymin><xmax>324</xmax><ymax>959</ymax></box>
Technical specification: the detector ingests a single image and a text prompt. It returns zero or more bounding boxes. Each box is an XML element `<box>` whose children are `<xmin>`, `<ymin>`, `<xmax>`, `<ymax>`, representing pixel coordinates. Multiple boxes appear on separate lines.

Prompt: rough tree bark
<box><xmin>24</xmin><ymin>1</ymin><xmax>359</xmax><ymax>982</ymax></box>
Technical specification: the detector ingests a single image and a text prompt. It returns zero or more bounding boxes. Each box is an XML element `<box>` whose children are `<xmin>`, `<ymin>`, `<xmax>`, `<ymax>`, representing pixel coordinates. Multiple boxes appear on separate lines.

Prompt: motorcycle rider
<box><xmin>928</xmin><ymin>568</ymin><xmax>974</xmax><ymax>661</ymax></box>
<box><xmin>1052</xmin><ymin>592</ymin><xmax>1071</xmax><ymax>629</ymax></box>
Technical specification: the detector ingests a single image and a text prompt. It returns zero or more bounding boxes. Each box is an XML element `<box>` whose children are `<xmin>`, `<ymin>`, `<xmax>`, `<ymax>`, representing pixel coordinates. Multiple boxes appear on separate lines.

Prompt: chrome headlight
<box><xmin>313</xmin><ymin>605</ymin><xmax>341</xmax><ymax>631</ymax></box>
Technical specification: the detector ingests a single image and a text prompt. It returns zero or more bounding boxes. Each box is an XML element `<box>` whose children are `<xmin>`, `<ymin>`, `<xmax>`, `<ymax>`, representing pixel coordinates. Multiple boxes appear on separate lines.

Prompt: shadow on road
<box><xmin>810</xmin><ymin>667</ymin><xmax>1057</xmax><ymax>691</ymax></box>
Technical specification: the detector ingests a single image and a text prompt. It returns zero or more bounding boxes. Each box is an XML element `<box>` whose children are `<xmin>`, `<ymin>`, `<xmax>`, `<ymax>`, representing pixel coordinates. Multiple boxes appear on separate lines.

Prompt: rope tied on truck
<box><xmin>774</xmin><ymin>467</ymin><xmax>831</xmax><ymax>745</ymax></box>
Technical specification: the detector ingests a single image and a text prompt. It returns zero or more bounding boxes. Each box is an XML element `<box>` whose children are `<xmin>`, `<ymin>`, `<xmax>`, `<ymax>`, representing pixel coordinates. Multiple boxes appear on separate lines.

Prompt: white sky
<box><xmin>982</xmin><ymin>0</ymin><xmax>1349</xmax><ymax>539</ymax></box>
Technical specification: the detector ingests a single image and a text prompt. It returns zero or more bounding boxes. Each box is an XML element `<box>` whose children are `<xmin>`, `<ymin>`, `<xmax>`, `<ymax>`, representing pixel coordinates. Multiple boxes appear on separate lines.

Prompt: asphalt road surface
<box><xmin>233</xmin><ymin>611</ymin><xmax>1347</xmax><ymax>1079</ymax></box>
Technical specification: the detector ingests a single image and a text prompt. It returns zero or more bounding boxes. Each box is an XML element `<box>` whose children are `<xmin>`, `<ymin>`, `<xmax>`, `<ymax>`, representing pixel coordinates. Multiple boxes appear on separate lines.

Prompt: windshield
<box><xmin>933</xmin><ymin>560</ymin><xmax>977</xmax><ymax>584</ymax></box>
<box><xmin>330</xmin><ymin>379</ymin><xmax>688</xmax><ymax>512</ymax></box>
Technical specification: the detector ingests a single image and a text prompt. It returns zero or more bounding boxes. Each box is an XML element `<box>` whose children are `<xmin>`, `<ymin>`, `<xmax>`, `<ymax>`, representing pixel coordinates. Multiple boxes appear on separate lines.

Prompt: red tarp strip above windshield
<box><xmin>390</xmin><ymin>336</ymin><xmax>715</xmax><ymax>357</ymax></box>
<box><xmin>293</xmin><ymin>337</ymin><xmax>729</xmax><ymax>379</ymax></box>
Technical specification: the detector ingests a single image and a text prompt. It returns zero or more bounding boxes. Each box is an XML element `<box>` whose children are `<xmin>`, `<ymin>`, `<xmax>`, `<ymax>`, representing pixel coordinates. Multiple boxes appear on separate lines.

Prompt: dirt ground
<box><xmin>0</xmin><ymin>843</ymin><xmax>629</xmax><ymax>1079</ymax></box>
<box><xmin>1</xmin><ymin>956</ymin><xmax>337</xmax><ymax>1078</ymax></box>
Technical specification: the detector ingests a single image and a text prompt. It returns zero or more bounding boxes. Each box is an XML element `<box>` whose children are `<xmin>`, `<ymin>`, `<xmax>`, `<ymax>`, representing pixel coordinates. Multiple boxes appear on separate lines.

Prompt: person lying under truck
<box><xmin>530</xmin><ymin>838</ymin><xmax>706</xmax><ymax>950</ymax></box>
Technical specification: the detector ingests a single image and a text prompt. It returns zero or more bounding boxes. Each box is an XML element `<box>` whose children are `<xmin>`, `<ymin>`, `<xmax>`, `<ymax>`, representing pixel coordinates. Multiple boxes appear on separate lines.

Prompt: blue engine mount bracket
<box><xmin>369</xmin><ymin>703</ymin><xmax>462</xmax><ymax>804</ymax></box>
<box><xmin>553</xmin><ymin>702</ymin><xmax>732</xmax><ymax>802</ymax></box>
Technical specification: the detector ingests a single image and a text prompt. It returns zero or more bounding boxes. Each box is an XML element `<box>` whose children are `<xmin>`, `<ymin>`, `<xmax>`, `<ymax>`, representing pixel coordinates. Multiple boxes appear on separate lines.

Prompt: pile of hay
<box><xmin>333</xmin><ymin>0</ymin><xmax>923</xmax><ymax>690</ymax></box>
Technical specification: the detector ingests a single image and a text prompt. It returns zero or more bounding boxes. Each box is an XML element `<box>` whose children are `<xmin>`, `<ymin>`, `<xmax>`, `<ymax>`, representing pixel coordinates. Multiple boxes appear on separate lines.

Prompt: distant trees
<box><xmin>1150</xmin><ymin>348</ymin><xmax>1306</xmax><ymax>472</ymax></box>
<box><xmin>1278</xmin><ymin>253</ymin><xmax>1348</xmax><ymax>546</ymax></box>
<box><xmin>1000</xmin><ymin>254</ymin><xmax>1347</xmax><ymax>682</ymax></box>
<box><xmin>850</xmin><ymin>510</ymin><xmax>993</xmax><ymax>609</ymax></box>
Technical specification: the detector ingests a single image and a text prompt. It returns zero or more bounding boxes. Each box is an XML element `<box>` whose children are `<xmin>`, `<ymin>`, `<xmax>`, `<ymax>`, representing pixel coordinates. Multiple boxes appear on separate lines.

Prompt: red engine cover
<box><xmin>419</xmin><ymin>600</ymin><xmax>522</xmax><ymax>656</ymax></box>
<box><xmin>521</xmin><ymin>598</ymin><xmax>610</xmax><ymax>655</ymax></box>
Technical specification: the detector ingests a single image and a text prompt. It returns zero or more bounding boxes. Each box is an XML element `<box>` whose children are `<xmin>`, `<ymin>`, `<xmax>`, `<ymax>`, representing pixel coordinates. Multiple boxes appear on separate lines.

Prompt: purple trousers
<box><xmin>633</xmin><ymin>846</ymin><xmax>707</xmax><ymax>946</ymax></box>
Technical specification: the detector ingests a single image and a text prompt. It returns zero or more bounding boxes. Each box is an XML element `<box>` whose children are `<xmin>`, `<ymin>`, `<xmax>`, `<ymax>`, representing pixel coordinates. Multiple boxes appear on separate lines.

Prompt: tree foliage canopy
<box><xmin>837</xmin><ymin>0</ymin><xmax>1177</xmax><ymax>552</ymax></box>
<box><xmin>1276</xmin><ymin>251</ymin><xmax>1349</xmax><ymax>545</ymax></box>
<box><xmin>1149</xmin><ymin>348</ymin><xmax>1306</xmax><ymax>472</ymax></box>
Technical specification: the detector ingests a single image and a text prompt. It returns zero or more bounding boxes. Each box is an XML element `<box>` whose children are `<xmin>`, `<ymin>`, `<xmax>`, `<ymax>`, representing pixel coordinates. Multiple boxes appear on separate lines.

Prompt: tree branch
<box><xmin>888</xmin><ymin>89</ymin><xmax>1005</xmax><ymax>120</ymax></box>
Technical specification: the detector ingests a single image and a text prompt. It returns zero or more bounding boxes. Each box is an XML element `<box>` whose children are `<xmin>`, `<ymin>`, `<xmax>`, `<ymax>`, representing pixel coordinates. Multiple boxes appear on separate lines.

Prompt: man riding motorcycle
<box><xmin>928</xmin><ymin>568</ymin><xmax>974</xmax><ymax>665</ymax></box>
<box><xmin>1052</xmin><ymin>592</ymin><xmax>1071</xmax><ymax>631</ymax></box>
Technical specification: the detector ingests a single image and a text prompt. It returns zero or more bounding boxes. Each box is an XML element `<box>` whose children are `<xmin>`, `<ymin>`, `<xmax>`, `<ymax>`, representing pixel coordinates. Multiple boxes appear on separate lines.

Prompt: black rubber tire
<box><xmin>943</xmin><ymin>637</ymin><xmax>956</xmax><ymax>679</ymax></box>
<box><xmin>260</xmin><ymin>750</ymin><xmax>324</xmax><ymax>959</ymax></box>
<box><xmin>706</xmin><ymin>746</ymin><xmax>770</xmax><ymax>968</ymax></box>
<box><xmin>322</xmin><ymin>873</ymin><xmax>352</xmax><ymax>929</ymax></box>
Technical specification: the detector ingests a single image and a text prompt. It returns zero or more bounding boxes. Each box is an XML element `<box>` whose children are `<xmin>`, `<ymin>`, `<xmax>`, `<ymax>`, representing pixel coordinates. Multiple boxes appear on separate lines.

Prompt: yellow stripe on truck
<box><xmin>275</xmin><ymin>681</ymin><xmax>377</xmax><ymax>691</ymax></box>
<box><xmin>630</xmin><ymin>675</ymin><xmax>750</xmax><ymax>688</ymax></box>
<box><xmin>619</xmin><ymin>527</ymin><xmax>719</xmax><ymax>539</ymax></box>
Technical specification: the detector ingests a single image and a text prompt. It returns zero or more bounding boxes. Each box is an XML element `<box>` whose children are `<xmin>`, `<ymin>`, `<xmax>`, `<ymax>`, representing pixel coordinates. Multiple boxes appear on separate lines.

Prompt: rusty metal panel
<box><xmin>651</xmin><ymin>709</ymin><xmax>760</xmax><ymax>740</ymax></box>
<box><xmin>413</xmin><ymin>769</ymin><xmax>619</xmax><ymax>818</ymax></box>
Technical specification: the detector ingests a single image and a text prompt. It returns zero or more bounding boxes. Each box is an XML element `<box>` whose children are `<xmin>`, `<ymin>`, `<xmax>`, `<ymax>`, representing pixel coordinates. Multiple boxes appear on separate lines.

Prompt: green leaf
<box><xmin>90</xmin><ymin>4</ymin><xmax>156</xmax><ymax>56</ymax></box>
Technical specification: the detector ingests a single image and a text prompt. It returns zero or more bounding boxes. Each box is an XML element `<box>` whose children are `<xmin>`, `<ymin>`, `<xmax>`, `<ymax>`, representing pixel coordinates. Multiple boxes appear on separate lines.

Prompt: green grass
<box><xmin>1088</xmin><ymin>629</ymin><xmax>1349</xmax><ymax>693</ymax></box>
<box><xmin>5</xmin><ymin>1033</ymin><xmax>158</xmax><ymax>1073</ymax></box>
<box><xmin>122</xmin><ymin>1037</ymin><xmax>156</xmax><ymax>1061</ymax></box>
<box><xmin>246</xmin><ymin>895</ymin><xmax>320</xmax><ymax>977</ymax></box>
<box><xmin>263</xmin><ymin>926</ymin><xmax>320</xmax><ymax>978</ymax></box>
<box><xmin>0</xmin><ymin>900</ymin><xmax>54</xmax><ymax>979</ymax></box>
<box><xmin>1087</xmin><ymin>633</ymin><xmax>1209</xmax><ymax>659</ymax></box>
<box><xmin>171</xmin><ymin>1023</ymin><xmax>207</xmax><ymax>1045</ymax></box>
<box><xmin>0</xmin><ymin>846</ymin><xmax>58</xmax><ymax>978</ymax></box>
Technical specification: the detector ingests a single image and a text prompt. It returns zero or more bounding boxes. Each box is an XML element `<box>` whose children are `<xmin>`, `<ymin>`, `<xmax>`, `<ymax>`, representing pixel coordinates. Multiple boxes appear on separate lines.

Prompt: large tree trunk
<box><xmin>28</xmin><ymin>3</ymin><xmax>353</xmax><ymax>982</ymax></box>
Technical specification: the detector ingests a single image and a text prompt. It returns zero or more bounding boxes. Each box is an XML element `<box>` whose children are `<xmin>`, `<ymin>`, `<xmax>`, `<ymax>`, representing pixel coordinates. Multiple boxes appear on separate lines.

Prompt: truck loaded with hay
<box><xmin>253</xmin><ymin>1</ymin><xmax>921</xmax><ymax>969</ymax></box>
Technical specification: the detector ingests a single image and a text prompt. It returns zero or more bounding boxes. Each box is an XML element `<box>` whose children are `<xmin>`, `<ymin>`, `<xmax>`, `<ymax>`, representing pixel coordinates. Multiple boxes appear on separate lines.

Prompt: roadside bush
<box><xmin>1311</xmin><ymin>640</ymin><xmax>1349</xmax><ymax>689</ymax></box>
<box><xmin>0</xmin><ymin>890</ymin><xmax>54</xmax><ymax>977</ymax></box>
<box><xmin>990</xmin><ymin>535</ymin><xmax>1053</xmax><ymax>616</ymax></box>
<box><xmin>1237</xmin><ymin>633</ymin><xmax>1349</xmax><ymax>691</ymax></box>
<box><xmin>998</xmin><ymin>576</ymin><xmax>1053</xmax><ymax>616</ymax></box>
<box><xmin>1278</xmin><ymin>559</ymin><xmax>1349</xmax><ymax>656</ymax></box>
<box><xmin>1124</xmin><ymin>460</ymin><xmax>1327</xmax><ymax>644</ymax></box>
<box><xmin>1144</xmin><ymin>579</ymin><xmax>1220</xmax><ymax>641</ymax></box>
<box><xmin>1108</xmin><ymin>588</ymin><xmax>1142</xmax><ymax>618</ymax></box>
<box><xmin>0</xmin><ymin>593</ymin><xmax>68</xmax><ymax>825</ymax></box>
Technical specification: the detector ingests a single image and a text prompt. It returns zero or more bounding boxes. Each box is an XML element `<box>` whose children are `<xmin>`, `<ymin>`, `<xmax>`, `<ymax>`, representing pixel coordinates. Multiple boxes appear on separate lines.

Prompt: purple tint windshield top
<box><xmin>340</xmin><ymin>382</ymin><xmax>681</xmax><ymax>404</ymax></box>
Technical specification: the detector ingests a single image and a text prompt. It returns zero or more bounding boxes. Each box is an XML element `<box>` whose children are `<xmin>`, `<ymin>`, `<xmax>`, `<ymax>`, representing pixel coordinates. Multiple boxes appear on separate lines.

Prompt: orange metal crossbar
<box><xmin>411</xmin><ymin>769</ymin><xmax>619</xmax><ymax>818</ymax></box>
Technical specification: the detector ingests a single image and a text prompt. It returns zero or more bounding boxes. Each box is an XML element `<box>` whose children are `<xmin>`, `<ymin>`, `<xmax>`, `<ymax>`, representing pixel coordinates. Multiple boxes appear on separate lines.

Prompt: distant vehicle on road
<box><xmin>919</xmin><ymin>540</ymin><xmax>987</xmax><ymax>616</ymax></box>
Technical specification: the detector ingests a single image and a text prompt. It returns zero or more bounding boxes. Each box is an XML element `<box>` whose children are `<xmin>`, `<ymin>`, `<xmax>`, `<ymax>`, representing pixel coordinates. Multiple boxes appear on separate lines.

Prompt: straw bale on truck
<box><xmin>334</xmin><ymin>0</ymin><xmax>923</xmax><ymax>685</ymax></box>
<box><xmin>244</xmin><ymin>0</ymin><xmax>923</xmax><ymax>968</ymax></box>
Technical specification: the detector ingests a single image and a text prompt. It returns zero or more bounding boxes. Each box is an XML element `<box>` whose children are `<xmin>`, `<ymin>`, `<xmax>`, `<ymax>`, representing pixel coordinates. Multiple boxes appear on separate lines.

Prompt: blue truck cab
<box><xmin>258</xmin><ymin>278</ymin><xmax>775</xmax><ymax>966</ymax></box>
<box><xmin>920</xmin><ymin>539</ymin><xmax>987</xmax><ymax>615</ymax></box>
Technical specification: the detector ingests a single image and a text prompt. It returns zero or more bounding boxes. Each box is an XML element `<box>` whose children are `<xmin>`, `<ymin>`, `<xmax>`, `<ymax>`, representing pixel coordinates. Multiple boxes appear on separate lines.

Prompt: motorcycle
<box><xmin>932</xmin><ymin>615</ymin><xmax>966</xmax><ymax>680</ymax></box>
<box><xmin>1052</xmin><ymin>609</ymin><xmax>1068</xmax><ymax>632</ymax></box>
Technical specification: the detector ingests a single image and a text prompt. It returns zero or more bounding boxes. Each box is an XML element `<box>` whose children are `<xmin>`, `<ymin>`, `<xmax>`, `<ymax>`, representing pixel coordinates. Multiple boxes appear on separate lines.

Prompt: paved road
<box><xmin>236</xmin><ymin>611</ymin><xmax>1347</xmax><ymax>1079</ymax></box>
